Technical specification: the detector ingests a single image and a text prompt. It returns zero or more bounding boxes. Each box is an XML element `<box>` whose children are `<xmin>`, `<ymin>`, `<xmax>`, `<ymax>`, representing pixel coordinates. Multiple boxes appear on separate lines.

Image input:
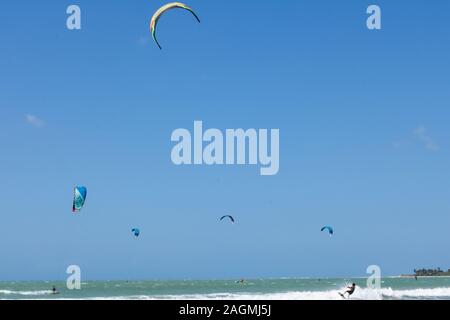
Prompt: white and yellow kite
<box><xmin>150</xmin><ymin>2</ymin><xmax>200</xmax><ymax>49</ymax></box>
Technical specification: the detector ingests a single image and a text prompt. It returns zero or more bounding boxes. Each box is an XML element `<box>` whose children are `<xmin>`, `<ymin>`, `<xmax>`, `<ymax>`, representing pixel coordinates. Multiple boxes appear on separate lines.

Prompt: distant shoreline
<box><xmin>402</xmin><ymin>268</ymin><xmax>450</xmax><ymax>278</ymax></box>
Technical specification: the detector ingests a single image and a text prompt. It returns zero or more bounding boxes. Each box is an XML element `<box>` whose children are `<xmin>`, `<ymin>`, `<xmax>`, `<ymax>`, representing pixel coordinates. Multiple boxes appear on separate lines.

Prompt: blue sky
<box><xmin>0</xmin><ymin>0</ymin><xmax>449</xmax><ymax>280</ymax></box>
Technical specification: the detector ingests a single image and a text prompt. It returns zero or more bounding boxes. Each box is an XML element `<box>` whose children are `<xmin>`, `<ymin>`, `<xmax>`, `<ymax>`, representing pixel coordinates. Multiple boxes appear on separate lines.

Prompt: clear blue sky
<box><xmin>0</xmin><ymin>0</ymin><xmax>449</xmax><ymax>281</ymax></box>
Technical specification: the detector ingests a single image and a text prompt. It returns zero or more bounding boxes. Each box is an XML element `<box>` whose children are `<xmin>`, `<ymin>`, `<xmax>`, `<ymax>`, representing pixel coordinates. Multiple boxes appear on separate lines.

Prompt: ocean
<box><xmin>1</xmin><ymin>277</ymin><xmax>450</xmax><ymax>300</ymax></box>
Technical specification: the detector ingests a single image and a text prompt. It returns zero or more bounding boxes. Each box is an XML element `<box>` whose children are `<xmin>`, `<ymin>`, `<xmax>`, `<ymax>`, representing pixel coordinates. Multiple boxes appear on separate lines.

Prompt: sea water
<box><xmin>2</xmin><ymin>277</ymin><xmax>450</xmax><ymax>300</ymax></box>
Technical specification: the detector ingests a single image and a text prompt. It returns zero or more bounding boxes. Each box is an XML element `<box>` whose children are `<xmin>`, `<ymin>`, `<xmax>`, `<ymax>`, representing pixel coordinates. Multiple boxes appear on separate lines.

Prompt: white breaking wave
<box><xmin>82</xmin><ymin>286</ymin><xmax>450</xmax><ymax>300</ymax></box>
<box><xmin>0</xmin><ymin>290</ymin><xmax>53</xmax><ymax>296</ymax></box>
<box><xmin>3</xmin><ymin>287</ymin><xmax>450</xmax><ymax>300</ymax></box>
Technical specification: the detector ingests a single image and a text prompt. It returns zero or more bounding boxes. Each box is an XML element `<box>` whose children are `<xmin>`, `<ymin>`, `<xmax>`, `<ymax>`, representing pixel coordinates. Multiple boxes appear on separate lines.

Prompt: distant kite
<box><xmin>132</xmin><ymin>228</ymin><xmax>140</xmax><ymax>237</ymax></box>
<box><xmin>220</xmin><ymin>215</ymin><xmax>235</xmax><ymax>223</ymax></box>
<box><xmin>150</xmin><ymin>2</ymin><xmax>200</xmax><ymax>49</ymax></box>
<box><xmin>72</xmin><ymin>186</ymin><xmax>87</xmax><ymax>213</ymax></box>
<box><xmin>321</xmin><ymin>226</ymin><xmax>334</xmax><ymax>236</ymax></box>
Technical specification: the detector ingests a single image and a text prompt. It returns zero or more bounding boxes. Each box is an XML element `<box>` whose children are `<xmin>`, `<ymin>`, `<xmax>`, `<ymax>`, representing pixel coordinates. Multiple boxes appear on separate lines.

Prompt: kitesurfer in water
<box><xmin>52</xmin><ymin>286</ymin><xmax>59</xmax><ymax>295</ymax></box>
<box><xmin>340</xmin><ymin>283</ymin><xmax>356</xmax><ymax>299</ymax></box>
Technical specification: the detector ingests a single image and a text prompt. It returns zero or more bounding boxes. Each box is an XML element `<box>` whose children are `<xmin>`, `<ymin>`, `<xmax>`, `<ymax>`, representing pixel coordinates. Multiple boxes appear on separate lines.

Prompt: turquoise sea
<box><xmin>1</xmin><ymin>277</ymin><xmax>450</xmax><ymax>300</ymax></box>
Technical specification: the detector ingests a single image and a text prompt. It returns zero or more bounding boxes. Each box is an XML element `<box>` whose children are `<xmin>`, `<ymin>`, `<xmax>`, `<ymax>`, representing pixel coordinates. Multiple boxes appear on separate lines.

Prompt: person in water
<box><xmin>340</xmin><ymin>283</ymin><xmax>356</xmax><ymax>299</ymax></box>
<box><xmin>52</xmin><ymin>286</ymin><xmax>59</xmax><ymax>294</ymax></box>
